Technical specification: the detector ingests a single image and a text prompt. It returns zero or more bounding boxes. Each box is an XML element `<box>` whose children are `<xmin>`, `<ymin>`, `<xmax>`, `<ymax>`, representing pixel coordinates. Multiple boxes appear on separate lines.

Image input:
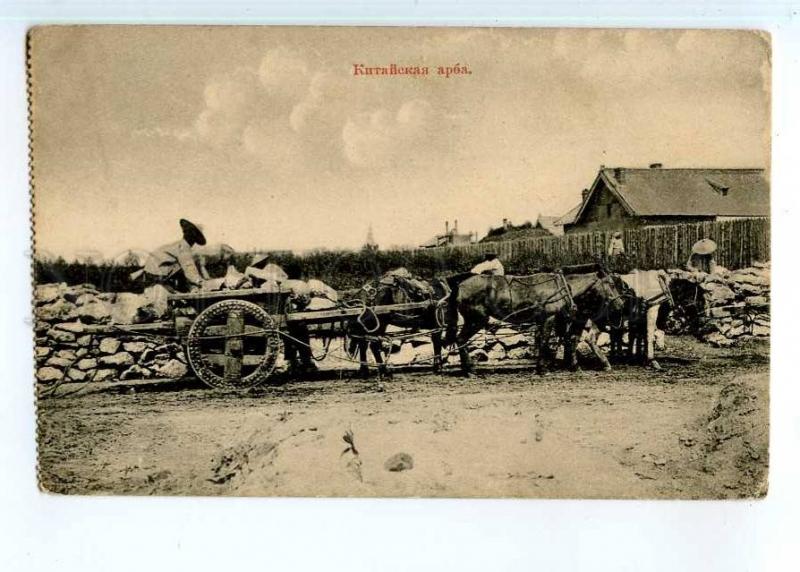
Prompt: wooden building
<box><xmin>563</xmin><ymin>165</ymin><xmax>769</xmax><ymax>234</ymax></box>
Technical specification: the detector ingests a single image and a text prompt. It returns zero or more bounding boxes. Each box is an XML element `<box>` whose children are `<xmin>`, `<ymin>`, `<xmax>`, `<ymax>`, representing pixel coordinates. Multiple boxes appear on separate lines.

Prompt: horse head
<box><xmin>592</xmin><ymin>272</ymin><xmax>629</xmax><ymax>316</ymax></box>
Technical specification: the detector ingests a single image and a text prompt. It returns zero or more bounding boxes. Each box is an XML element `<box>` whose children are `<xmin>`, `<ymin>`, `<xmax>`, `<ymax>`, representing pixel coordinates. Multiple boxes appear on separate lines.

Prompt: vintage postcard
<box><xmin>30</xmin><ymin>26</ymin><xmax>770</xmax><ymax>498</ymax></box>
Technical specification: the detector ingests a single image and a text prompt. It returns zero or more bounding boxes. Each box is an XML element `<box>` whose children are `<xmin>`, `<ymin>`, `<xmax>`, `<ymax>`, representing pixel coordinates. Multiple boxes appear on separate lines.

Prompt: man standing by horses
<box><xmin>470</xmin><ymin>252</ymin><xmax>505</xmax><ymax>275</ymax></box>
<box><xmin>130</xmin><ymin>218</ymin><xmax>210</xmax><ymax>292</ymax></box>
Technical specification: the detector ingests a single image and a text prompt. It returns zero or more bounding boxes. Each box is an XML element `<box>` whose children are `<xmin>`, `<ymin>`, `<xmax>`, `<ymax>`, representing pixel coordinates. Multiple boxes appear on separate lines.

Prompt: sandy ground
<box><xmin>37</xmin><ymin>336</ymin><xmax>769</xmax><ymax>499</ymax></box>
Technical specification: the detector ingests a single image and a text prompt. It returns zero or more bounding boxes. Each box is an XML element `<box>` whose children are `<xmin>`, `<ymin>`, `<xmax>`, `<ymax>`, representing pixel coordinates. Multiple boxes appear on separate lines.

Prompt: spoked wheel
<box><xmin>186</xmin><ymin>300</ymin><xmax>282</xmax><ymax>390</ymax></box>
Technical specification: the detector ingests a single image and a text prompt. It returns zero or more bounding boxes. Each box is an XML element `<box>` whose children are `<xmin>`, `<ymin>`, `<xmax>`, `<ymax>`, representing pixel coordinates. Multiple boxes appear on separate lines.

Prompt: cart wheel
<box><xmin>186</xmin><ymin>299</ymin><xmax>282</xmax><ymax>390</ymax></box>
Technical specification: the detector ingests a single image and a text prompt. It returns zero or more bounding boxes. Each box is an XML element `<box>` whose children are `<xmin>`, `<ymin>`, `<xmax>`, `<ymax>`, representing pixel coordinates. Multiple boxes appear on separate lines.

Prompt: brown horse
<box><xmin>446</xmin><ymin>269</ymin><xmax>627</xmax><ymax>375</ymax></box>
<box><xmin>345</xmin><ymin>273</ymin><xmax>450</xmax><ymax>378</ymax></box>
<box><xmin>556</xmin><ymin>270</ymin><xmax>630</xmax><ymax>370</ymax></box>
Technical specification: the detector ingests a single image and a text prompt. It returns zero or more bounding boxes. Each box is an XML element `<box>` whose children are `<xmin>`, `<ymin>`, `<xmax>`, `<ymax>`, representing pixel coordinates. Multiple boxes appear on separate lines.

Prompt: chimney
<box><xmin>445</xmin><ymin>220</ymin><xmax>449</xmax><ymax>234</ymax></box>
<box><xmin>454</xmin><ymin>219</ymin><xmax>459</xmax><ymax>233</ymax></box>
<box><xmin>502</xmin><ymin>218</ymin><xmax>507</xmax><ymax>227</ymax></box>
<box><xmin>649</xmin><ymin>162</ymin><xmax>663</xmax><ymax>169</ymax></box>
<box><xmin>614</xmin><ymin>167</ymin><xmax>625</xmax><ymax>183</ymax></box>
<box><xmin>581</xmin><ymin>188</ymin><xmax>590</xmax><ymax>202</ymax></box>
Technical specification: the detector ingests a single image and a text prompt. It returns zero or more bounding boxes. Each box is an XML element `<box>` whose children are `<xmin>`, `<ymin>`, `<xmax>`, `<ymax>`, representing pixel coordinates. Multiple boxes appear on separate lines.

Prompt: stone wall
<box><xmin>34</xmin><ymin>283</ymin><xmax>186</xmax><ymax>384</ymax></box>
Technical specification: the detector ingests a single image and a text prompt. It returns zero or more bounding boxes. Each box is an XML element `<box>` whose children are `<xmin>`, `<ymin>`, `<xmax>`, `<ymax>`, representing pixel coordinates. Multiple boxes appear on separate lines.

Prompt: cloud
<box><xmin>342</xmin><ymin>99</ymin><xmax>448</xmax><ymax>167</ymax></box>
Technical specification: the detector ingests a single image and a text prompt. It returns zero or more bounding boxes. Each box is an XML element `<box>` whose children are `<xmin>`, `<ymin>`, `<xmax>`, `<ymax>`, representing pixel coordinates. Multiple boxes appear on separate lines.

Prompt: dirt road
<box><xmin>37</xmin><ymin>337</ymin><xmax>769</xmax><ymax>499</ymax></box>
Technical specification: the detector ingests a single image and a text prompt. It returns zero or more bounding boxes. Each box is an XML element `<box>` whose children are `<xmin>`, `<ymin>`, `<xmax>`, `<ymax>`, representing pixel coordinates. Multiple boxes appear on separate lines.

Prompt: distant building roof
<box><xmin>534</xmin><ymin>215</ymin><xmax>559</xmax><ymax>234</ymax></box>
<box><xmin>554</xmin><ymin>204</ymin><xmax>582</xmax><ymax>227</ymax></box>
<box><xmin>574</xmin><ymin>167</ymin><xmax>769</xmax><ymax>224</ymax></box>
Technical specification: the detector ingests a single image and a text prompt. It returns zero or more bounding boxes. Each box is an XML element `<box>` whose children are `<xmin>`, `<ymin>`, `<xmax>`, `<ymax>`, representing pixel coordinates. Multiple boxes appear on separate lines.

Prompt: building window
<box><xmin>606</xmin><ymin>203</ymin><xmax>613</xmax><ymax>218</ymax></box>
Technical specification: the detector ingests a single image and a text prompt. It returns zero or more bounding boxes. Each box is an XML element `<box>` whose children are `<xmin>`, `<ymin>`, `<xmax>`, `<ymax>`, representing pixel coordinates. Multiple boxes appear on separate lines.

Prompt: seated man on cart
<box><xmin>130</xmin><ymin>218</ymin><xmax>210</xmax><ymax>293</ymax></box>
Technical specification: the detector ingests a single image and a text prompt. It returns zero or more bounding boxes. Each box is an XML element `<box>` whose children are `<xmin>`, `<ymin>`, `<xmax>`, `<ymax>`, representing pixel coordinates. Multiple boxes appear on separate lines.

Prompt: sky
<box><xmin>30</xmin><ymin>26</ymin><xmax>770</xmax><ymax>260</ymax></box>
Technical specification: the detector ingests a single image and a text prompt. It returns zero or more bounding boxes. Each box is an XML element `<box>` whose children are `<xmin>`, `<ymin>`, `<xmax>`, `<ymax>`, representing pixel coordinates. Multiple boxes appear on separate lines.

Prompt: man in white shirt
<box><xmin>470</xmin><ymin>252</ymin><xmax>505</xmax><ymax>276</ymax></box>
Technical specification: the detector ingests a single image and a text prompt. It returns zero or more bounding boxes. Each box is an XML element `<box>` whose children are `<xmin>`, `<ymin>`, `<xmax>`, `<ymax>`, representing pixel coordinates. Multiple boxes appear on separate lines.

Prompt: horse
<box><xmin>344</xmin><ymin>272</ymin><xmax>450</xmax><ymax>379</ymax></box>
<box><xmin>547</xmin><ymin>269</ymin><xmax>630</xmax><ymax>371</ymax></box>
<box><xmin>445</xmin><ymin>268</ymin><xmax>625</xmax><ymax>376</ymax></box>
<box><xmin>608</xmin><ymin>269</ymin><xmax>673</xmax><ymax>365</ymax></box>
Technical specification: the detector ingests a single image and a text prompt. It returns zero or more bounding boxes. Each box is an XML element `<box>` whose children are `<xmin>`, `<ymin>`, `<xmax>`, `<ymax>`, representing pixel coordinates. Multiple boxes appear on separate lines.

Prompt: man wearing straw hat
<box><xmin>686</xmin><ymin>238</ymin><xmax>718</xmax><ymax>274</ymax></box>
<box><xmin>131</xmin><ymin>218</ymin><xmax>210</xmax><ymax>292</ymax></box>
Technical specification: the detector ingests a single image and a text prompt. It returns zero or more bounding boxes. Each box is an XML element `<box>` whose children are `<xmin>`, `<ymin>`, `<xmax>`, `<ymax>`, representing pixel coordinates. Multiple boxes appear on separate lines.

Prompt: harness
<box><xmin>501</xmin><ymin>272</ymin><xmax>575</xmax><ymax>323</ymax></box>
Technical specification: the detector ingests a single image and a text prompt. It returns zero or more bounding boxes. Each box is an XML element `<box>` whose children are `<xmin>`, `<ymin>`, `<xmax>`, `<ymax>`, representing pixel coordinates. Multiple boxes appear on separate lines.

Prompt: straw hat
<box><xmin>691</xmin><ymin>238</ymin><xmax>717</xmax><ymax>255</ymax></box>
<box><xmin>179</xmin><ymin>219</ymin><xmax>206</xmax><ymax>246</ymax></box>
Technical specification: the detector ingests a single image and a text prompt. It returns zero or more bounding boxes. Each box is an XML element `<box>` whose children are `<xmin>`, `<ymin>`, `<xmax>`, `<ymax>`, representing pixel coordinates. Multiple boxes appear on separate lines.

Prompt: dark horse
<box><xmin>344</xmin><ymin>273</ymin><xmax>450</xmax><ymax>378</ymax></box>
<box><xmin>445</xmin><ymin>268</ymin><xmax>627</xmax><ymax>376</ymax></box>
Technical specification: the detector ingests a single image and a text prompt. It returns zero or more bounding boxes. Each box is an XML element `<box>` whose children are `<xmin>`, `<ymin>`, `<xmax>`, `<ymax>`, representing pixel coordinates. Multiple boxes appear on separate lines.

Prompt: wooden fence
<box><xmin>400</xmin><ymin>218</ymin><xmax>770</xmax><ymax>272</ymax></box>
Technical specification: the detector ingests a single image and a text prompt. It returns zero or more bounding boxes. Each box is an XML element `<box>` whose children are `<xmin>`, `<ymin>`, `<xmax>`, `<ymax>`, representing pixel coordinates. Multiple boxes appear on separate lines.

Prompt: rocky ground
<box><xmin>37</xmin><ymin>336</ymin><xmax>769</xmax><ymax>499</ymax></box>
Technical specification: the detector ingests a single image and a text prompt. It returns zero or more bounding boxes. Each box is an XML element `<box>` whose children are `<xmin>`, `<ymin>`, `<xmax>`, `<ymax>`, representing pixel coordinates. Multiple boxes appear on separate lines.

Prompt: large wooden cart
<box><xmin>111</xmin><ymin>287</ymin><xmax>436</xmax><ymax>390</ymax></box>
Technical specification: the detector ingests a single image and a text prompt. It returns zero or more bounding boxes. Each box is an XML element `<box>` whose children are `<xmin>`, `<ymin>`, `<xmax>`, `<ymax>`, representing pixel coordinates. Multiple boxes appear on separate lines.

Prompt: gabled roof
<box><xmin>554</xmin><ymin>203</ymin><xmax>582</xmax><ymax>226</ymax></box>
<box><xmin>573</xmin><ymin>167</ymin><xmax>769</xmax><ymax>223</ymax></box>
<box><xmin>534</xmin><ymin>215</ymin><xmax>559</xmax><ymax>234</ymax></box>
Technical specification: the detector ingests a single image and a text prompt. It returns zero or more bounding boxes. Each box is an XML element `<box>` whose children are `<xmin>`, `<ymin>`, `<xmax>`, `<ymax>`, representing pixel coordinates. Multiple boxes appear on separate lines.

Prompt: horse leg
<box><xmin>431</xmin><ymin>331</ymin><xmax>443</xmax><ymax>373</ymax></box>
<box><xmin>535</xmin><ymin>320</ymin><xmax>550</xmax><ymax>375</ymax></box>
<box><xmin>645</xmin><ymin>305</ymin><xmax>660</xmax><ymax>368</ymax></box>
<box><xmin>357</xmin><ymin>338</ymin><xmax>370</xmax><ymax>378</ymax></box>
<box><xmin>538</xmin><ymin>316</ymin><xmax>557</xmax><ymax>367</ymax></box>
<box><xmin>372</xmin><ymin>339</ymin><xmax>392</xmax><ymax>379</ymax></box>
<box><xmin>589</xmin><ymin>337</ymin><xmax>612</xmax><ymax>371</ymax></box>
<box><xmin>456</xmin><ymin>320</ymin><xmax>483</xmax><ymax>378</ymax></box>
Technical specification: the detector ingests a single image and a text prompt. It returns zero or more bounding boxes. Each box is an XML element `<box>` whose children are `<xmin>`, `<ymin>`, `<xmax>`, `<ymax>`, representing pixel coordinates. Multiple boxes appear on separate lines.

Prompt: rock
<box><xmin>34</xmin><ymin>320</ymin><xmax>50</xmax><ymax>334</ymax></box>
<box><xmin>654</xmin><ymin>329</ymin><xmax>666</xmax><ymax>352</ymax></box>
<box><xmin>306</xmin><ymin>296</ymin><xmax>337</xmax><ymax>311</ymax></box>
<box><xmin>384</xmin><ymin>453</ymin><xmax>414</xmax><ymax>472</ymax></box>
<box><xmin>469</xmin><ymin>348</ymin><xmax>489</xmax><ymax>363</ymax></box>
<box><xmin>99</xmin><ymin>352</ymin><xmax>135</xmax><ymax>367</ymax></box>
<box><xmin>752</xmin><ymin>325</ymin><xmax>770</xmax><ymax>337</ymax></box>
<box><xmin>506</xmin><ymin>346</ymin><xmax>532</xmax><ymax>360</ymax></box>
<box><xmin>35</xmin><ymin>283</ymin><xmax>65</xmax><ymax>304</ymax></box>
<box><xmin>99</xmin><ymin>338</ymin><xmax>122</xmax><ymax>354</ymax></box>
<box><xmin>708</xmin><ymin>307</ymin><xmax>732</xmax><ymax>318</ymax></box>
<box><xmin>744</xmin><ymin>296</ymin><xmax>769</xmax><ymax>306</ymax></box>
<box><xmin>139</xmin><ymin>348</ymin><xmax>157</xmax><ymax>365</ymax></box>
<box><xmin>498</xmin><ymin>333</ymin><xmax>529</xmax><ymax>348</ymax></box>
<box><xmin>120</xmin><ymin>364</ymin><xmax>153</xmax><ymax>380</ymax></box>
<box><xmin>203</xmin><ymin>278</ymin><xmax>225</xmax><ymax>291</ymax></box>
<box><xmin>36</xmin><ymin>367</ymin><xmax>64</xmax><ymax>383</ymax></box>
<box><xmin>123</xmin><ymin>341</ymin><xmax>149</xmax><ymax>354</ymax></box>
<box><xmin>74</xmin><ymin>292</ymin><xmax>98</xmax><ymax>307</ymax></box>
<box><xmin>111</xmin><ymin>293</ymin><xmax>145</xmax><ymax>325</ymax></box>
<box><xmin>702</xmin><ymin>283</ymin><xmax>735</xmax><ymax>304</ymax></box>
<box><xmin>56</xmin><ymin>349</ymin><xmax>77</xmax><ymax>360</ymax></box>
<box><xmin>486</xmin><ymin>344</ymin><xmax>506</xmax><ymax>362</ymax></box>
<box><xmin>152</xmin><ymin>359</ymin><xmax>188</xmax><ymax>379</ymax></box>
<box><xmin>728</xmin><ymin>325</ymin><xmax>747</xmax><ymax>338</ymax></box>
<box><xmin>705</xmin><ymin>332</ymin><xmax>734</xmax><ymax>348</ymax></box>
<box><xmin>76</xmin><ymin>334</ymin><xmax>93</xmax><ymax>347</ymax></box>
<box><xmin>92</xmin><ymin>369</ymin><xmax>117</xmax><ymax>382</ymax></box>
<box><xmin>37</xmin><ymin>299</ymin><xmax>76</xmax><ymax>322</ymax></box>
<box><xmin>75</xmin><ymin>348</ymin><xmax>88</xmax><ymax>358</ymax></box>
<box><xmin>223</xmin><ymin>265</ymin><xmax>248</xmax><ymax>290</ymax></box>
<box><xmin>141</xmin><ymin>284</ymin><xmax>171</xmax><ymax>319</ymax></box>
<box><xmin>47</xmin><ymin>328</ymin><xmax>76</xmax><ymax>344</ymax></box>
<box><xmin>76</xmin><ymin>301</ymin><xmax>112</xmax><ymax>323</ymax></box>
<box><xmin>67</xmin><ymin>368</ymin><xmax>87</xmax><ymax>382</ymax></box>
<box><xmin>34</xmin><ymin>346</ymin><xmax>51</xmax><ymax>359</ymax></box>
<box><xmin>76</xmin><ymin>358</ymin><xmax>98</xmax><ymax>371</ymax></box>
<box><xmin>54</xmin><ymin>321</ymin><xmax>85</xmax><ymax>334</ymax></box>
<box><xmin>729</xmin><ymin>272</ymin><xmax>769</xmax><ymax>286</ymax></box>
<box><xmin>155</xmin><ymin>343</ymin><xmax>182</xmax><ymax>356</ymax></box>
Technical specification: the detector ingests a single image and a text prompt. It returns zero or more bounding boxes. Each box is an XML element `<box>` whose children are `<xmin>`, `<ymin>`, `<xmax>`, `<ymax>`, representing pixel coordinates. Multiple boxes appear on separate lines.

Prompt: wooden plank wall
<box><xmin>398</xmin><ymin>218</ymin><xmax>770</xmax><ymax>271</ymax></box>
